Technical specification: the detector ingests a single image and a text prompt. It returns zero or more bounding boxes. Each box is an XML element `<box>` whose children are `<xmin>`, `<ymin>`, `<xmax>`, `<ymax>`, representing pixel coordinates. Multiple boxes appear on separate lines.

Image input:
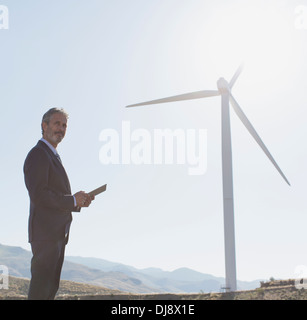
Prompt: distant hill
<box><xmin>0</xmin><ymin>244</ymin><xmax>155</xmax><ymax>294</ymax></box>
<box><xmin>65</xmin><ymin>256</ymin><xmax>260</xmax><ymax>292</ymax></box>
<box><xmin>0</xmin><ymin>276</ymin><xmax>124</xmax><ymax>299</ymax></box>
<box><xmin>0</xmin><ymin>243</ymin><xmax>260</xmax><ymax>294</ymax></box>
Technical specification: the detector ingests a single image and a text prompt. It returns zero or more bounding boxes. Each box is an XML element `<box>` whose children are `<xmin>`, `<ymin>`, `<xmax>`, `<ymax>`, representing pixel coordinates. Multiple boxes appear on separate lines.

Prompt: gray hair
<box><xmin>41</xmin><ymin>107</ymin><xmax>69</xmax><ymax>135</ymax></box>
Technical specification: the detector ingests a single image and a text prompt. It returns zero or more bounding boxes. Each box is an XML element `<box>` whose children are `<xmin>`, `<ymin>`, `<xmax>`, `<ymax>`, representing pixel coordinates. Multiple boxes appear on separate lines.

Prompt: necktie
<box><xmin>55</xmin><ymin>153</ymin><xmax>62</xmax><ymax>164</ymax></box>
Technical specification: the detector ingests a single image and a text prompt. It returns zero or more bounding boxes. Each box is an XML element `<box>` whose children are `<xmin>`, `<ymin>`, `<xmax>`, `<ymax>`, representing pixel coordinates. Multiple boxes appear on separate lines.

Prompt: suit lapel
<box><xmin>38</xmin><ymin>140</ymin><xmax>72</xmax><ymax>193</ymax></box>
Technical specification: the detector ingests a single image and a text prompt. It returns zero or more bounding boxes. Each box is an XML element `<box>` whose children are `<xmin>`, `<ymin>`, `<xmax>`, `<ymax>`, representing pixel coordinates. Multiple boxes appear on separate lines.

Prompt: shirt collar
<box><xmin>40</xmin><ymin>138</ymin><xmax>58</xmax><ymax>156</ymax></box>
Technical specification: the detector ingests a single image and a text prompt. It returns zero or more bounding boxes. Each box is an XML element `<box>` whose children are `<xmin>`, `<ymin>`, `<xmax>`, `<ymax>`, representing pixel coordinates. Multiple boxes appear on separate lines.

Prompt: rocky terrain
<box><xmin>1</xmin><ymin>276</ymin><xmax>306</xmax><ymax>300</ymax></box>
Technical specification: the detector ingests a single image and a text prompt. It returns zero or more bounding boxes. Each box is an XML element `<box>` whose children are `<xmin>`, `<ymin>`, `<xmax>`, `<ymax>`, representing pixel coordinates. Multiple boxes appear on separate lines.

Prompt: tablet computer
<box><xmin>88</xmin><ymin>184</ymin><xmax>107</xmax><ymax>197</ymax></box>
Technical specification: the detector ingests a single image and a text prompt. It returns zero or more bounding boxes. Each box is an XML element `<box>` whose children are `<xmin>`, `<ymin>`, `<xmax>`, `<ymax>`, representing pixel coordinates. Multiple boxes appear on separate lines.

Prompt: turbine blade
<box><xmin>229</xmin><ymin>94</ymin><xmax>290</xmax><ymax>186</ymax></box>
<box><xmin>229</xmin><ymin>63</ymin><xmax>244</xmax><ymax>89</ymax></box>
<box><xmin>126</xmin><ymin>90</ymin><xmax>220</xmax><ymax>108</ymax></box>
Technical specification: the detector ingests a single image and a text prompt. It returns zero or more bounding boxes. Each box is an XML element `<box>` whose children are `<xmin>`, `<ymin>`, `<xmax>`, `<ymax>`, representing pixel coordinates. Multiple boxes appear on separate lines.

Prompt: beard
<box><xmin>45</xmin><ymin>129</ymin><xmax>65</xmax><ymax>146</ymax></box>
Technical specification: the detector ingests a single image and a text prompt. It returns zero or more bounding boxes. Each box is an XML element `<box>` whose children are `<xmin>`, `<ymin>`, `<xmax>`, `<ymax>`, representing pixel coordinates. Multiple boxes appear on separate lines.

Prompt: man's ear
<box><xmin>42</xmin><ymin>121</ymin><xmax>48</xmax><ymax>135</ymax></box>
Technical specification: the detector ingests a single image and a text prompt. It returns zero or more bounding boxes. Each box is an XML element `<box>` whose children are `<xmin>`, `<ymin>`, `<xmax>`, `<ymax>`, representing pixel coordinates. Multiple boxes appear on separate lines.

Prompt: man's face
<box><xmin>42</xmin><ymin>113</ymin><xmax>67</xmax><ymax>148</ymax></box>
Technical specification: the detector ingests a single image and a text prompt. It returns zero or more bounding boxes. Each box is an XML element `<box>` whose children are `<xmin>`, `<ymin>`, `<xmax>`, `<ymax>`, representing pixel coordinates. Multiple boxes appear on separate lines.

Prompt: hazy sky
<box><xmin>1</xmin><ymin>0</ymin><xmax>307</xmax><ymax>283</ymax></box>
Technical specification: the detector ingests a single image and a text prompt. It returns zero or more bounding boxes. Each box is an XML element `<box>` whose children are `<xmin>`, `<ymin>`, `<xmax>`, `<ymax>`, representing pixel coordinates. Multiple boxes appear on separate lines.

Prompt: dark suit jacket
<box><xmin>24</xmin><ymin>140</ymin><xmax>79</xmax><ymax>242</ymax></box>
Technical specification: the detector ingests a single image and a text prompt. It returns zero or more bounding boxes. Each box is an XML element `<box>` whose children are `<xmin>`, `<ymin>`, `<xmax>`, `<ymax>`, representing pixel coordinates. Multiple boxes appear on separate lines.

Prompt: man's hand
<box><xmin>74</xmin><ymin>191</ymin><xmax>93</xmax><ymax>208</ymax></box>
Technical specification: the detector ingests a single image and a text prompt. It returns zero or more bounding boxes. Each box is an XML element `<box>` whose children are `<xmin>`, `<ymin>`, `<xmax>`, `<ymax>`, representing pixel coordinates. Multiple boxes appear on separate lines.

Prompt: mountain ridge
<box><xmin>0</xmin><ymin>243</ymin><xmax>261</xmax><ymax>293</ymax></box>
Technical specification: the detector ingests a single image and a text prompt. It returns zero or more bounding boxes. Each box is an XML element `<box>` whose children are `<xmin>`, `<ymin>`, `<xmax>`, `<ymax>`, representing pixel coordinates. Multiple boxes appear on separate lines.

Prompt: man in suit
<box><xmin>24</xmin><ymin>108</ymin><xmax>94</xmax><ymax>300</ymax></box>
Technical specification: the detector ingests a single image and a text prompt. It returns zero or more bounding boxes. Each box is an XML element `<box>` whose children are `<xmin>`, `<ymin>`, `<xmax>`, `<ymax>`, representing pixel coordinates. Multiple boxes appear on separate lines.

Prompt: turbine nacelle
<box><xmin>217</xmin><ymin>77</ymin><xmax>231</xmax><ymax>94</ymax></box>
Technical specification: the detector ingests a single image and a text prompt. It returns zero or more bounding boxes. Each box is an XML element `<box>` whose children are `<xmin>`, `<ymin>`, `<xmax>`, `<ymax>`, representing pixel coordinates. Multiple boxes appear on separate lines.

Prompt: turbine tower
<box><xmin>126</xmin><ymin>65</ymin><xmax>290</xmax><ymax>292</ymax></box>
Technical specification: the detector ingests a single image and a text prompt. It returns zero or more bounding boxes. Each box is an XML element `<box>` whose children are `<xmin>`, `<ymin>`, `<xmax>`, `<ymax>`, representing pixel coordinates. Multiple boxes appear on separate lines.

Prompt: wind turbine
<box><xmin>126</xmin><ymin>65</ymin><xmax>290</xmax><ymax>292</ymax></box>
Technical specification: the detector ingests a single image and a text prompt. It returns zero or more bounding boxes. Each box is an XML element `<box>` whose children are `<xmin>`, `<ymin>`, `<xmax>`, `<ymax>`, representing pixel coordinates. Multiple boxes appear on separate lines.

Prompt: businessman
<box><xmin>24</xmin><ymin>108</ymin><xmax>94</xmax><ymax>300</ymax></box>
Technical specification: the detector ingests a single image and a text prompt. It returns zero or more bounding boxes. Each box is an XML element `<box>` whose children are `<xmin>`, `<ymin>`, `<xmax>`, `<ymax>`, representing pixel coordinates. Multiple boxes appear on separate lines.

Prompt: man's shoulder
<box><xmin>24</xmin><ymin>141</ymin><xmax>50</xmax><ymax>164</ymax></box>
<box><xmin>27</xmin><ymin>140</ymin><xmax>47</xmax><ymax>154</ymax></box>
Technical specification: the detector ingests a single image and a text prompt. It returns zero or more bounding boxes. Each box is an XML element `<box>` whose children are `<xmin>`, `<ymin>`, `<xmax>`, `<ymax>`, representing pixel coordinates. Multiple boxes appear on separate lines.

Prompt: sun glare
<box><xmin>205</xmin><ymin>2</ymin><xmax>295</xmax><ymax>85</ymax></box>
